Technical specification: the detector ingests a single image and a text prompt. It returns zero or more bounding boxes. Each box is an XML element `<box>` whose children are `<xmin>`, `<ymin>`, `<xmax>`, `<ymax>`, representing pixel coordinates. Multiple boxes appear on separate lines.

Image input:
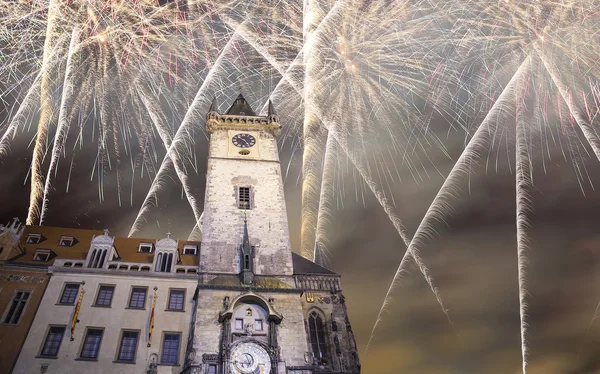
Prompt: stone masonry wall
<box><xmin>200</xmin><ymin>129</ymin><xmax>293</xmax><ymax>276</ymax></box>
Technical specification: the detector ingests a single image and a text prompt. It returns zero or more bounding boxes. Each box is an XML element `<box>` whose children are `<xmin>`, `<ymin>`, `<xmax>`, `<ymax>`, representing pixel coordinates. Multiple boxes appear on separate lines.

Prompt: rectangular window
<box><xmin>58</xmin><ymin>236</ymin><xmax>75</xmax><ymax>246</ymax></box>
<box><xmin>94</xmin><ymin>285</ymin><xmax>115</xmax><ymax>307</ymax></box>
<box><xmin>138</xmin><ymin>243</ymin><xmax>153</xmax><ymax>253</ymax></box>
<box><xmin>208</xmin><ymin>364</ymin><xmax>217</xmax><ymax>374</ymax></box>
<box><xmin>255</xmin><ymin>319</ymin><xmax>263</xmax><ymax>331</ymax></box>
<box><xmin>3</xmin><ymin>291</ymin><xmax>30</xmax><ymax>324</ymax></box>
<box><xmin>33</xmin><ymin>249</ymin><xmax>51</xmax><ymax>262</ymax></box>
<box><xmin>26</xmin><ymin>234</ymin><xmax>41</xmax><ymax>244</ymax></box>
<box><xmin>128</xmin><ymin>287</ymin><xmax>147</xmax><ymax>309</ymax></box>
<box><xmin>160</xmin><ymin>333</ymin><xmax>180</xmax><ymax>365</ymax></box>
<box><xmin>235</xmin><ymin>319</ymin><xmax>243</xmax><ymax>330</ymax></box>
<box><xmin>182</xmin><ymin>244</ymin><xmax>197</xmax><ymax>255</ymax></box>
<box><xmin>167</xmin><ymin>289</ymin><xmax>185</xmax><ymax>311</ymax></box>
<box><xmin>80</xmin><ymin>328</ymin><xmax>103</xmax><ymax>359</ymax></box>
<box><xmin>40</xmin><ymin>326</ymin><xmax>65</xmax><ymax>357</ymax></box>
<box><xmin>59</xmin><ymin>283</ymin><xmax>80</xmax><ymax>305</ymax></box>
<box><xmin>237</xmin><ymin>186</ymin><xmax>251</xmax><ymax>209</ymax></box>
<box><xmin>117</xmin><ymin>330</ymin><xmax>139</xmax><ymax>362</ymax></box>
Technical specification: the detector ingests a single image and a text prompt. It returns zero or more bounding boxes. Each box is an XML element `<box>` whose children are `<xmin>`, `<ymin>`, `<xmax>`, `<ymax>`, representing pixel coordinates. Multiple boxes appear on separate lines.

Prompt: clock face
<box><xmin>232</xmin><ymin>133</ymin><xmax>256</xmax><ymax>148</ymax></box>
<box><xmin>230</xmin><ymin>342</ymin><xmax>271</xmax><ymax>374</ymax></box>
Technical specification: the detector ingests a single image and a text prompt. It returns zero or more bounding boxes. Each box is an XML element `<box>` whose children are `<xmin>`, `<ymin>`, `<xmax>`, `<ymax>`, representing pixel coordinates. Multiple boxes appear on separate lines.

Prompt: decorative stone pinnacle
<box><xmin>103</xmin><ymin>229</ymin><xmax>109</xmax><ymax>236</ymax></box>
<box><xmin>167</xmin><ymin>232</ymin><xmax>172</xmax><ymax>238</ymax></box>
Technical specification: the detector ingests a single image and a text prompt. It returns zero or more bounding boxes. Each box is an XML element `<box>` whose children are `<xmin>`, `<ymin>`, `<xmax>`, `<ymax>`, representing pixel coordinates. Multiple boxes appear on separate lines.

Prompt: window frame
<box><xmin>138</xmin><ymin>242</ymin><xmax>154</xmax><ymax>253</ymax></box>
<box><xmin>58</xmin><ymin>236</ymin><xmax>75</xmax><ymax>247</ymax></box>
<box><xmin>115</xmin><ymin>329</ymin><xmax>140</xmax><ymax>363</ymax></box>
<box><xmin>58</xmin><ymin>283</ymin><xmax>81</xmax><ymax>305</ymax></box>
<box><xmin>159</xmin><ymin>332</ymin><xmax>181</xmax><ymax>366</ymax></box>
<box><xmin>236</xmin><ymin>185</ymin><xmax>252</xmax><ymax>210</ymax></box>
<box><xmin>38</xmin><ymin>325</ymin><xmax>66</xmax><ymax>358</ymax></box>
<box><xmin>2</xmin><ymin>289</ymin><xmax>32</xmax><ymax>325</ymax></box>
<box><xmin>26</xmin><ymin>233</ymin><xmax>41</xmax><ymax>244</ymax></box>
<box><xmin>308</xmin><ymin>311</ymin><xmax>329</xmax><ymax>362</ymax></box>
<box><xmin>235</xmin><ymin>318</ymin><xmax>243</xmax><ymax>330</ymax></box>
<box><xmin>33</xmin><ymin>249</ymin><xmax>51</xmax><ymax>262</ymax></box>
<box><xmin>166</xmin><ymin>289</ymin><xmax>185</xmax><ymax>312</ymax></box>
<box><xmin>93</xmin><ymin>285</ymin><xmax>115</xmax><ymax>308</ymax></box>
<box><xmin>182</xmin><ymin>244</ymin><xmax>197</xmax><ymax>256</ymax></box>
<box><xmin>79</xmin><ymin>327</ymin><xmax>104</xmax><ymax>360</ymax></box>
<box><xmin>255</xmin><ymin>319</ymin><xmax>264</xmax><ymax>331</ymax></box>
<box><xmin>127</xmin><ymin>286</ymin><xmax>148</xmax><ymax>309</ymax></box>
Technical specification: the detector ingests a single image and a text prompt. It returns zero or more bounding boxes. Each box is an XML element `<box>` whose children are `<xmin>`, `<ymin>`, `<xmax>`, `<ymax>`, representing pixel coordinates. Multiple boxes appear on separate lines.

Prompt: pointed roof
<box><xmin>241</xmin><ymin>216</ymin><xmax>252</xmax><ymax>252</ymax></box>
<box><xmin>208</xmin><ymin>97</ymin><xmax>218</xmax><ymax>113</ymax></box>
<box><xmin>267</xmin><ymin>100</ymin><xmax>277</xmax><ymax>117</ymax></box>
<box><xmin>227</xmin><ymin>93</ymin><xmax>256</xmax><ymax>116</ymax></box>
<box><xmin>291</xmin><ymin>252</ymin><xmax>337</xmax><ymax>275</ymax></box>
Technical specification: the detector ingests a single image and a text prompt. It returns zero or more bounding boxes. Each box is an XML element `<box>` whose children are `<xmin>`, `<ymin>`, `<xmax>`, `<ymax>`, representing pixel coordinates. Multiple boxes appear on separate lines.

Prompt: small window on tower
<box><xmin>237</xmin><ymin>187</ymin><xmax>251</xmax><ymax>210</ymax></box>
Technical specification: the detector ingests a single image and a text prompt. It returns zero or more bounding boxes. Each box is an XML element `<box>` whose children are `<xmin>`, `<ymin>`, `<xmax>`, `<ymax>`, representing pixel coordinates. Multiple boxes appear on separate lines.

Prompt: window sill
<box><xmin>165</xmin><ymin>309</ymin><xmax>185</xmax><ymax>313</ymax></box>
<box><xmin>125</xmin><ymin>307</ymin><xmax>146</xmax><ymax>311</ymax></box>
<box><xmin>92</xmin><ymin>305</ymin><xmax>112</xmax><ymax>308</ymax></box>
<box><xmin>35</xmin><ymin>356</ymin><xmax>58</xmax><ymax>359</ymax></box>
<box><xmin>158</xmin><ymin>363</ymin><xmax>180</xmax><ymax>367</ymax></box>
<box><xmin>0</xmin><ymin>322</ymin><xmax>21</xmax><ymax>326</ymax></box>
<box><xmin>55</xmin><ymin>303</ymin><xmax>75</xmax><ymax>306</ymax></box>
<box><xmin>75</xmin><ymin>357</ymin><xmax>98</xmax><ymax>362</ymax></box>
<box><xmin>113</xmin><ymin>360</ymin><xmax>136</xmax><ymax>364</ymax></box>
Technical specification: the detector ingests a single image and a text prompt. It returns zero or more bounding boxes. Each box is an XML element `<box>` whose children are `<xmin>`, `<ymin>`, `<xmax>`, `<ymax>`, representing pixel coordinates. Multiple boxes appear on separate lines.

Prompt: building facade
<box><xmin>11</xmin><ymin>95</ymin><xmax>360</xmax><ymax>374</ymax></box>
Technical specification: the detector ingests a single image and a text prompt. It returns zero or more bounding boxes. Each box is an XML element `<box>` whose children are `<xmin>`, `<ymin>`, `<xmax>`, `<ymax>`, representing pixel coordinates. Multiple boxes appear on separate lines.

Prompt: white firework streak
<box><xmin>40</xmin><ymin>26</ymin><xmax>80</xmax><ymax>225</ymax></box>
<box><xmin>515</xmin><ymin>58</ymin><xmax>533</xmax><ymax>374</ymax></box>
<box><xmin>235</xmin><ymin>12</ymin><xmax>451</xmax><ymax>334</ymax></box>
<box><xmin>314</xmin><ymin>130</ymin><xmax>337</xmax><ymax>266</ymax></box>
<box><xmin>364</xmin><ymin>56</ymin><xmax>534</xmax><ymax>354</ymax></box>
<box><xmin>128</xmin><ymin>34</ymin><xmax>240</xmax><ymax>238</ymax></box>
<box><xmin>533</xmin><ymin>44</ymin><xmax>600</xmax><ymax>162</ymax></box>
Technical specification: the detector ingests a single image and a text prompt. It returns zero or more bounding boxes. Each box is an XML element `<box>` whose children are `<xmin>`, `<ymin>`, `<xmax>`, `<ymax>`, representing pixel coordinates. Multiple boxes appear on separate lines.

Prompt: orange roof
<box><xmin>16</xmin><ymin>225</ymin><xmax>200</xmax><ymax>266</ymax></box>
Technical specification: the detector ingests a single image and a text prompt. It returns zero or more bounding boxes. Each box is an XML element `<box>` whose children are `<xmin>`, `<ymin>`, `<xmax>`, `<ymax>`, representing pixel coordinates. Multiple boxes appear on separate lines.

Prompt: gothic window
<box><xmin>308</xmin><ymin>311</ymin><xmax>328</xmax><ymax>361</ymax></box>
<box><xmin>237</xmin><ymin>186</ymin><xmax>252</xmax><ymax>209</ymax></box>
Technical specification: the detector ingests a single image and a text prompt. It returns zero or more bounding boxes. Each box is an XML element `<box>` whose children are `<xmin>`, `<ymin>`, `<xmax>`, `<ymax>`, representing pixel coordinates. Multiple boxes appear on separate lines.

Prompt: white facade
<box><xmin>13</xmin><ymin>269</ymin><xmax>197</xmax><ymax>374</ymax></box>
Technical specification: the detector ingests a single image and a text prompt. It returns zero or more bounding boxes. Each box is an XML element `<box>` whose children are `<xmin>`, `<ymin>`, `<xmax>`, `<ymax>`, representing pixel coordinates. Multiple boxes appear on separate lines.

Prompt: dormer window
<box><xmin>237</xmin><ymin>186</ymin><xmax>252</xmax><ymax>210</ymax></box>
<box><xmin>182</xmin><ymin>244</ymin><xmax>197</xmax><ymax>256</ymax></box>
<box><xmin>58</xmin><ymin>236</ymin><xmax>75</xmax><ymax>247</ymax></box>
<box><xmin>26</xmin><ymin>233</ymin><xmax>41</xmax><ymax>244</ymax></box>
<box><xmin>33</xmin><ymin>249</ymin><xmax>52</xmax><ymax>262</ymax></box>
<box><xmin>138</xmin><ymin>243</ymin><xmax>153</xmax><ymax>253</ymax></box>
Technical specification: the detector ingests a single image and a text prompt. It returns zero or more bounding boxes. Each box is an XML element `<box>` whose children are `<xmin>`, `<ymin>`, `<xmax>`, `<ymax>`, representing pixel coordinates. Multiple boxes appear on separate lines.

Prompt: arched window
<box><xmin>308</xmin><ymin>311</ymin><xmax>328</xmax><ymax>361</ymax></box>
<box><xmin>87</xmin><ymin>249</ymin><xmax>97</xmax><ymax>268</ymax></box>
<box><xmin>155</xmin><ymin>253</ymin><xmax>163</xmax><ymax>272</ymax></box>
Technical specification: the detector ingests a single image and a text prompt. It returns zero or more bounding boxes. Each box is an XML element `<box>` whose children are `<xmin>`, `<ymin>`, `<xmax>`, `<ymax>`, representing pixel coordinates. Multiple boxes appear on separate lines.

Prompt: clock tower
<box><xmin>185</xmin><ymin>95</ymin><xmax>361</xmax><ymax>374</ymax></box>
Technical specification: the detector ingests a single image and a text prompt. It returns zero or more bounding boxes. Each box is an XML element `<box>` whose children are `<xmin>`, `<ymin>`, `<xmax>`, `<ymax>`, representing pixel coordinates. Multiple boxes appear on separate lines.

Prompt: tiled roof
<box><xmin>291</xmin><ymin>252</ymin><xmax>338</xmax><ymax>276</ymax></box>
<box><xmin>14</xmin><ymin>225</ymin><xmax>200</xmax><ymax>266</ymax></box>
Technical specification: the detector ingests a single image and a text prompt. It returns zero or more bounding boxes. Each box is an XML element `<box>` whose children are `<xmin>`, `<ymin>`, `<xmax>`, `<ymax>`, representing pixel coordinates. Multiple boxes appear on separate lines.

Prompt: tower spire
<box><xmin>240</xmin><ymin>215</ymin><xmax>254</xmax><ymax>284</ymax></box>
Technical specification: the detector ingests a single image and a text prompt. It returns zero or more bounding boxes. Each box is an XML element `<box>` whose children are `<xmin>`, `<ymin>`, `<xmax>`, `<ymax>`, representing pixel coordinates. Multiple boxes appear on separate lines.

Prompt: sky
<box><xmin>2</xmin><ymin>90</ymin><xmax>600</xmax><ymax>374</ymax></box>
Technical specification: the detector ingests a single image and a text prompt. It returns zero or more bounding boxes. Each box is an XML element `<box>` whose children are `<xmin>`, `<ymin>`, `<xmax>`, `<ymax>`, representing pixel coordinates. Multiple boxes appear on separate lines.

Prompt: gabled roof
<box><xmin>226</xmin><ymin>93</ymin><xmax>257</xmax><ymax>116</ymax></box>
<box><xmin>291</xmin><ymin>252</ymin><xmax>338</xmax><ymax>276</ymax></box>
